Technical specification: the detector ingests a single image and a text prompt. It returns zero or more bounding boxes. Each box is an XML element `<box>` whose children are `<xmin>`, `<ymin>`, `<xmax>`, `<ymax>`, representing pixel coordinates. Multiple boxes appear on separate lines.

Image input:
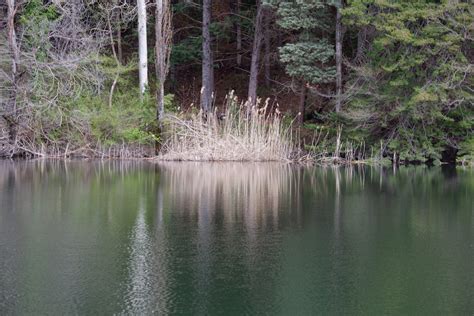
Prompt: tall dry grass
<box><xmin>157</xmin><ymin>92</ymin><xmax>298</xmax><ymax>162</ymax></box>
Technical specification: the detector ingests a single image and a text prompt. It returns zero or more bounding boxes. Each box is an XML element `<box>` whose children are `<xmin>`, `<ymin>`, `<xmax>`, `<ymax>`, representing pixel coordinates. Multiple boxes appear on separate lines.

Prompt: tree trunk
<box><xmin>117</xmin><ymin>27</ymin><xmax>123</xmax><ymax>64</ymax></box>
<box><xmin>298</xmin><ymin>83</ymin><xmax>307</xmax><ymax>126</ymax></box>
<box><xmin>156</xmin><ymin>0</ymin><xmax>164</xmax><ymax>122</ymax></box>
<box><xmin>137</xmin><ymin>0</ymin><xmax>148</xmax><ymax>96</ymax></box>
<box><xmin>6</xmin><ymin>0</ymin><xmax>19</xmax><ymax>115</ymax></box>
<box><xmin>107</xmin><ymin>8</ymin><xmax>120</xmax><ymax>109</ymax></box>
<box><xmin>6</xmin><ymin>0</ymin><xmax>20</xmax><ymax>154</ymax></box>
<box><xmin>264</xmin><ymin>9</ymin><xmax>271</xmax><ymax>88</ymax></box>
<box><xmin>247</xmin><ymin>0</ymin><xmax>265</xmax><ymax>109</ymax></box>
<box><xmin>236</xmin><ymin>0</ymin><xmax>242</xmax><ymax>67</ymax></box>
<box><xmin>116</xmin><ymin>1</ymin><xmax>123</xmax><ymax>65</ymax></box>
<box><xmin>201</xmin><ymin>0</ymin><xmax>213</xmax><ymax>113</ymax></box>
<box><xmin>155</xmin><ymin>0</ymin><xmax>172</xmax><ymax>128</ymax></box>
<box><xmin>170</xmin><ymin>62</ymin><xmax>176</xmax><ymax>90</ymax></box>
<box><xmin>335</xmin><ymin>4</ymin><xmax>343</xmax><ymax>113</ymax></box>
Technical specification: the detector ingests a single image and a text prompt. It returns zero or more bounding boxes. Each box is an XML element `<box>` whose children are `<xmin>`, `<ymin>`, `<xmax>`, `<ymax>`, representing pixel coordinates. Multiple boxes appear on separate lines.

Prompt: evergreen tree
<box><xmin>267</xmin><ymin>0</ymin><xmax>337</xmax><ymax>124</ymax></box>
<box><xmin>269</xmin><ymin>0</ymin><xmax>336</xmax><ymax>86</ymax></box>
<box><xmin>343</xmin><ymin>0</ymin><xmax>474</xmax><ymax>163</ymax></box>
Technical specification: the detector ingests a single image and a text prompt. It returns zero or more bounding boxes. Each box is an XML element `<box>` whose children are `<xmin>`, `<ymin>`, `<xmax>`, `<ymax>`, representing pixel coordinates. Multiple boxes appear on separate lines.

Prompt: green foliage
<box><xmin>279</xmin><ymin>40</ymin><xmax>336</xmax><ymax>84</ymax></box>
<box><xmin>303</xmin><ymin>122</ymin><xmax>320</xmax><ymax>131</ymax></box>
<box><xmin>210</xmin><ymin>19</ymin><xmax>233</xmax><ymax>42</ymax></box>
<box><xmin>170</xmin><ymin>2</ymin><xmax>235</xmax><ymax>67</ymax></box>
<box><xmin>9</xmin><ymin>0</ymin><xmax>473</xmax><ymax>163</ymax></box>
<box><xmin>269</xmin><ymin>0</ymin><xmax>337</xmax><ymax>84</ymax></box>
<box><xmin>163</xmin><ymin>94</ymin><xmax>177</xmax><ymax>113</ymax></box>
<box><xmin>268</xmin><ymin>0</ymin><xmax>330</xmax><ymax>31</ymax></box>
<box><xmin>100</xmin><ymin>55</ymin><xmax>139</xmax><ymax>86</ymax></box>
<box><xmin>170</xmin><ymin>20</ymin><xmax>231</xmax><ymax>66</ymax></box>
<box><xmin>458</xmin><ymin>138</ymin><xmax>474</xmax><ymax>165</ymax></box>
<box><xmin>70</xmin><ymin>62</ymin><xmax>176</xmax><ymax>147</ymax></box>
<box><xmin>28</xmin><ymin>54</ymin><xmax>172</xmax><ymax>148</ymax></box>
<box><xmin>343</xmin><ymin>0</ymin><xmax>474</xmax><ymax>163</ymax></box>
<box><xmin>171</xmin><ymin>37</ymin><xmax>202</xmax><ymax>65</ymax></box>
<box><xmin>20</xmin><ymin>0</ymin><xmax>59</xmax><ymax>23</ymax></box>
<box><xmin>78</xmin><ymin>91</ymin><xmax>158</xmax><ymax>146</ymax></box>
<box><xmin>19</xmin><ymin>0</ymin><xmax>59</xmax><ymax>61</ymax></box>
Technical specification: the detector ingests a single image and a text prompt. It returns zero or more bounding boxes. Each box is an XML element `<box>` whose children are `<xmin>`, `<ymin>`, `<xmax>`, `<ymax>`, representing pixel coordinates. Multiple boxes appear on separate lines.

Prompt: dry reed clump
<box><xmin>157</xmin><ymin>93</ymin><xmax>298</xmax><ymax>162</ymax></box>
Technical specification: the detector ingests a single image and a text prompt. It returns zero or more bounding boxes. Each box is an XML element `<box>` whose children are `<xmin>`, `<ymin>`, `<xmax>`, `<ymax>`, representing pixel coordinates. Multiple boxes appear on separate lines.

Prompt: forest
<box><xmin>1</xmin><ymin>0</ymin><xmax>473</xmax><ymax>164</ymax></box>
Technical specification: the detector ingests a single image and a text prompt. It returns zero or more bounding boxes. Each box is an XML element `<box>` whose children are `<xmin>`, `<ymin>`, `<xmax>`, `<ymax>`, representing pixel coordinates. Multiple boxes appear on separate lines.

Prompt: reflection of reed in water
<box><xmin>157</xmin><ymin>162</ymin><xmax>300</xmax><ymax>230</ymax></box>
<box><xmin>157</xmin><ymin>162</ymin><xmax>302</xmax><ymax>312</ymax></box>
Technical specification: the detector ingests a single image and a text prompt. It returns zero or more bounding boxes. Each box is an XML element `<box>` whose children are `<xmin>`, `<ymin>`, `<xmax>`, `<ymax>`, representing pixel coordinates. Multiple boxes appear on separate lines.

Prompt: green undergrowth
<box><xmin>26</xmin><ymin>54</ymin><xmax>178</xmax><ymax>153</ymax></box>
<box><xmin>300</xmin><ymin>120</ymin><xmax>473</xmax><ymax>166</ymax></box>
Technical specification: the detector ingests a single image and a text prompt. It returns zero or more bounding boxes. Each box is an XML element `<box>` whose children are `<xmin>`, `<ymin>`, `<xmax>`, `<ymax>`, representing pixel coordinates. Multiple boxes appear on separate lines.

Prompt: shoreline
<box><xmin>0</xmin><ymin>156</ymin><xmax>471</xmax><ymax>168</ymax></box>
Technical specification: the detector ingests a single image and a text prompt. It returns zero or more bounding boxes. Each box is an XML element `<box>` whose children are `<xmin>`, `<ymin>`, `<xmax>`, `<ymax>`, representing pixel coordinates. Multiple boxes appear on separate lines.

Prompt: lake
<box><xmin>0</xmin><ymin>161</ymin><xmax>473</xmax><ymax>314</ymax></box>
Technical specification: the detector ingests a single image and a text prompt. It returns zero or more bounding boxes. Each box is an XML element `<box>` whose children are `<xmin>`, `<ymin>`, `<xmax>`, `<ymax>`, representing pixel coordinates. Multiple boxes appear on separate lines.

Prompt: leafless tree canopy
<box><xmin>0</xmin><ymin>0</ymin><xmax>135</xmax><ymax>156</ymax></box>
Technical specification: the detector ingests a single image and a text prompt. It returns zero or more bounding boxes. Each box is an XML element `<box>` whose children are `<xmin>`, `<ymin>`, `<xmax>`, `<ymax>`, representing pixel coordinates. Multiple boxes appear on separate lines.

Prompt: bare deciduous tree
<box><xmin>106</xmin><ymin>2</ymin><xmax>120</xmax><ymax>109</ymax></box>
<box><xmin>137</xmin><ymin>0</ymin><xmax>149</xmax><ymax>95</ymax></box>
<box><xmin>155</xmin><ymin>0</ymin><xmax>172</xmax><ymax>124</ymax></box>
<box><xmin>1</xmin><ymin>0</ymin><xmax>119</xmax><ymax>155</ymax></box>
<box><xmin>101</xmin><ymin>1</ymin><xmax>136</xmax><ymax>108</ymax></box>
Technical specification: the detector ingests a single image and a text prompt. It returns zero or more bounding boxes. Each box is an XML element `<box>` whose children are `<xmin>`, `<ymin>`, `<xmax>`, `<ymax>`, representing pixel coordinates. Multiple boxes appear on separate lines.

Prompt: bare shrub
<box><xmin>0</xmin><ymin>0</ymin><xmax>139</xmax><ymax>157</ymax></box>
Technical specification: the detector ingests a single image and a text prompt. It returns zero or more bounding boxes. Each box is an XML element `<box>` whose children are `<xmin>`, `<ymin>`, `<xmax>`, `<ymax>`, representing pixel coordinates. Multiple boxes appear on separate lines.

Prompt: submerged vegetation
<box><xmin>0</xmin><ymin>0</ymin><xmax>472</xmax><ymax>164</ymax></box>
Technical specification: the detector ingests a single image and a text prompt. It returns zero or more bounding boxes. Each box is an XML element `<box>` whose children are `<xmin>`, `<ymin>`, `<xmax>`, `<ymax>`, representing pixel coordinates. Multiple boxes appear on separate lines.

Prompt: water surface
<box><xmin>0</xmin><ymin>161</ymin><xmax>473</xmax><ymax>314</ymax></box>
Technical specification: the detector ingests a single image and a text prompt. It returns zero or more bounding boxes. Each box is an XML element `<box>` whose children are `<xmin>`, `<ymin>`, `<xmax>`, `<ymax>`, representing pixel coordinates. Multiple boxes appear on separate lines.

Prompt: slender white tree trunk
<box><xmin>137</xmin><ymin>0</ymin><xmax>148</xmax><ymax>95</ymax></box>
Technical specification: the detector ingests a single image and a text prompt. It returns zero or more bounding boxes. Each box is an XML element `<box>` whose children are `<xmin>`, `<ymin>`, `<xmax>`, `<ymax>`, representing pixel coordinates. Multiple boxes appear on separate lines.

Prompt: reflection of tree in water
<box><xmin>0</xmin><ymin>161</ymin><xmax>473</xmax><ymax>314</ymax></box>
<box><xmin>125</xmin><ymin>199</ymin><xmax>153</xmax><ymax>312</ymax></box>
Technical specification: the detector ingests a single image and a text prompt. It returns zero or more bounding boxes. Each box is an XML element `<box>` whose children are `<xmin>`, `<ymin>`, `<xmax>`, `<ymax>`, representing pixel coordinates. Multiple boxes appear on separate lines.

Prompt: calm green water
<box><xmin>0</xmin><ymin>161</ymin><xmax>473</xmax><ymax>315</ymax></box>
